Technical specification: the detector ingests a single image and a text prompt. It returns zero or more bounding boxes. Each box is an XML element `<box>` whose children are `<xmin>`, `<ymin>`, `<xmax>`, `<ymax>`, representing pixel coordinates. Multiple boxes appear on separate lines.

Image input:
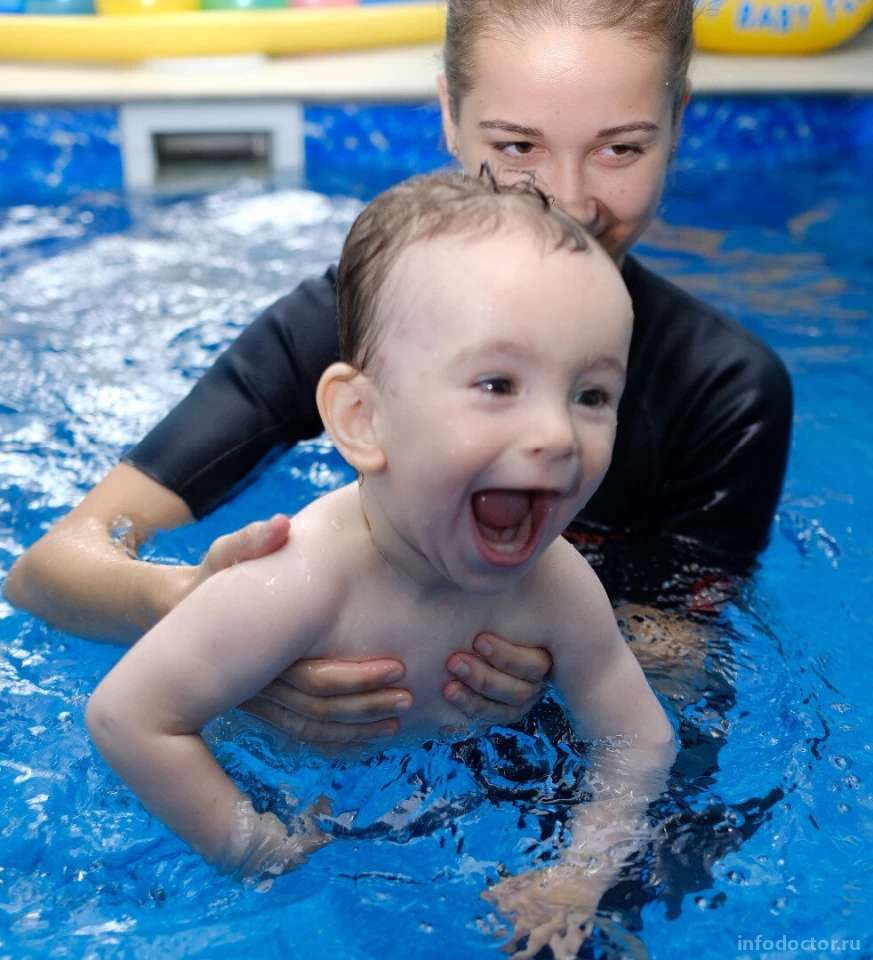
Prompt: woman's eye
<box><xmin>574</xmin><ymin>387</ymin><xmax>610</xmax><ymax>408</ymax></box>
<box><xmin>477</xmin><ymin>377</ymin><xmax>515</xmax><ymax>396</ymax></box>
<box><xmin>495</xmin><ymin>141</ymin><xmax>536</xmax><ymax>158</ymax></box>
<box><xmin>602</xmin><ymin>143</ymin><xmax>645</xmax><ymax>160</ymax></box>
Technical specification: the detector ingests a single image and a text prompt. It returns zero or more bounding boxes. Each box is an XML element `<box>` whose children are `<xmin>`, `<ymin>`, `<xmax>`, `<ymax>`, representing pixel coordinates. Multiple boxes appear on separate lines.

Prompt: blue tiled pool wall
<box><xmin>1</xmin><ymin>95</ymin><xmax>871</xmax><ymax>206</ymax></box>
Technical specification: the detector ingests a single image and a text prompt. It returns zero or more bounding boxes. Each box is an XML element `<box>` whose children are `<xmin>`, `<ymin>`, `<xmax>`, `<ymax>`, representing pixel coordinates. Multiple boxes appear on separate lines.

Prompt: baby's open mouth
<box><xmin>470</xmin><ymin>489</ymin><xmax>559</xmax><ymax>567</ymax></box>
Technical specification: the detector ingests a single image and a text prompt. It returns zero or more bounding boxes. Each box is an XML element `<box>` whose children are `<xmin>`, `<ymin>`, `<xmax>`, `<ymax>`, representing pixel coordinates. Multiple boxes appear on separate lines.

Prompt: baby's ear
<box><xmin>316</xmin><ymin>363</ymin><xmax>386</xmax><ymax>474</ymax></box>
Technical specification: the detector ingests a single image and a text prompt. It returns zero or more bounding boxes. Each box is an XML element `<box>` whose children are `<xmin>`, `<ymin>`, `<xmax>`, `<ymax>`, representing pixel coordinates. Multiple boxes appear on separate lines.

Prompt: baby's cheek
<box><xmin>587</xmin><ymin>432</ymin><xmax>617</xmax><ymax>481</ymax></box>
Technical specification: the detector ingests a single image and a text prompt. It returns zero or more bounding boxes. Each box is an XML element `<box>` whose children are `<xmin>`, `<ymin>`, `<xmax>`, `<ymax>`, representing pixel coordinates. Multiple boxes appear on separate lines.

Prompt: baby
<box><xmin>87</xmin><ymin>172</ymin><xmax>676</xmax><ymax>951</ymax></box>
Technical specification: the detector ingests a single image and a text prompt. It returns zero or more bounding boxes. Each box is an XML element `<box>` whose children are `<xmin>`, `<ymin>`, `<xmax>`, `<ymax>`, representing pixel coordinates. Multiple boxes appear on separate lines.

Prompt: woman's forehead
<box><xmin>464</xmin><ymin>26</ymin><xmax>673</xmax><ymax>129</ymax></box>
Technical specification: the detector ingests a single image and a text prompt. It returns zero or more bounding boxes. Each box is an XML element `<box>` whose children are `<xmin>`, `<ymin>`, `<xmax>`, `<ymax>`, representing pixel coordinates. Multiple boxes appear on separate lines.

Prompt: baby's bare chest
<box><xmin>310</xmin><ymin>591</ymin><xmax>538</xmax><ymax>736</ymax></box>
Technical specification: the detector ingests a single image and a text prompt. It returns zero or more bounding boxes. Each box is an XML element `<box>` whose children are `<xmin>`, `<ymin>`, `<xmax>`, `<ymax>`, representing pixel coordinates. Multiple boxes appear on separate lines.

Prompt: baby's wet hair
<box><xmin>337</xmin><ymin>169</ymin><xmax>592</xmax><ymax>374</ymax></box>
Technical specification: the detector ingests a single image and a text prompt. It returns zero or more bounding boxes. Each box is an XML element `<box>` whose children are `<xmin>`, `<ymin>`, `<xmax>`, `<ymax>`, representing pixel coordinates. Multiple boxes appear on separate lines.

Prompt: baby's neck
<box><xmin>356</xmin><ymin>483</ymin><xmax>473</xmax><ymax>601</ymax></box>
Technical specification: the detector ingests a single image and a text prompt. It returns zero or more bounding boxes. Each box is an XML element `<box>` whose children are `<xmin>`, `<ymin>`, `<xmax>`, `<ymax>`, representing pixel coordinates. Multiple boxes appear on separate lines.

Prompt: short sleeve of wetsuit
<box><xmin>123</xmin><ymin>267</ymin><xmax>339</xmax><ymax>519</ymax></box>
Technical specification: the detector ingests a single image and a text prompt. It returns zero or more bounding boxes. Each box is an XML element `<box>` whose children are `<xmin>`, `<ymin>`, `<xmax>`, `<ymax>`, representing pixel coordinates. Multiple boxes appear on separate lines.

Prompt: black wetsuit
<box><xmin>125</xmin><ymin>255</ymin><xmax>793</xmax><ymax>574</ymax></box>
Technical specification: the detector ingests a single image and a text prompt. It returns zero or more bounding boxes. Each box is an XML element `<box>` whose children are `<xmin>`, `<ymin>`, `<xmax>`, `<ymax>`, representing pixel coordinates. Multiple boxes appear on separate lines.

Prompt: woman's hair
<box><xmin>443</xmin><ymin>0</ymin><xmax>694</xmax><ymax>122</ymax></box>
<box><xmin>337</xmin><ymin>169</ymin><xmax>591</xmax><ymax>374</ymax></box>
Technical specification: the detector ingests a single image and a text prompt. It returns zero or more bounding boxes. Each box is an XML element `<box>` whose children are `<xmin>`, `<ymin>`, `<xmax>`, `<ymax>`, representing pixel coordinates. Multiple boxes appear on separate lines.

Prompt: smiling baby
<box><xmin>87</xmin><ymin>172</ymin><xmax>675</xmax><ymax>940</ymax></box>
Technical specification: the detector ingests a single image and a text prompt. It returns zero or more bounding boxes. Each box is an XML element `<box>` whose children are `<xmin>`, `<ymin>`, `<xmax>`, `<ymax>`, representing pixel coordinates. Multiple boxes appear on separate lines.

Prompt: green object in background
<box><xmin>24</xmin><ymin>0</ymin><xmax>95</xmax><ymax>11</ymax></box>
<box><xmin>201</xmin><ymin>0</ymin><xmax>286</xmax><ymax>9</ymax></box>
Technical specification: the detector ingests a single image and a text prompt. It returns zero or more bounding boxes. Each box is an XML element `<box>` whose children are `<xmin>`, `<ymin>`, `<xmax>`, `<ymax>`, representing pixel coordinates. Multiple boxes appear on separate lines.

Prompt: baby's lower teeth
<box><xmin>477</xmin><ymin>508</ymin><xmax>534</xmax><ymax>556</ymax></box>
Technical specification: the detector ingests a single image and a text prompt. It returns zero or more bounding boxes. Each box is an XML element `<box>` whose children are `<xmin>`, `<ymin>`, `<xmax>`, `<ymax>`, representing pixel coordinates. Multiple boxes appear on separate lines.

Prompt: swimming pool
<box><xmin>1</xmin><ymin>99</ymin><xmax>872</xmax><ymax>959</ymax></box>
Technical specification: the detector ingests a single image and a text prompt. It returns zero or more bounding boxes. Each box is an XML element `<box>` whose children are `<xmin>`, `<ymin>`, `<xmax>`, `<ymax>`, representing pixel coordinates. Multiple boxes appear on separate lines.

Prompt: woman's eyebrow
<box><xmin>478</xmin><ymin>120</ymin><xmax>543</xmax><ymax>138</ymax></box>
<box><xmin>596</xmin><ymin>122</ymin><xmax>660</xmax><ymax>138</ymax></box>
<box><xmin>478</xmin><ymin>120</ymin><xmax>661</xmax><ymax>139</ymax></box>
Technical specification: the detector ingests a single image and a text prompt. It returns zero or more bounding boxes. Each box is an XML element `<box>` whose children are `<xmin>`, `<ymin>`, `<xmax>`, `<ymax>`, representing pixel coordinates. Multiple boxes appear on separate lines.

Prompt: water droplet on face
<box><xmin>831</xmin><ymin>755</ymin><xmax>850</xmax><ymax>770</ymax></box>
<box><xmin>420</xmin><ymin>922</ymin><xmax>434</xmax><ymax>934</ymax></box>
<box><xmin>838</xmin><ymin>803</ymin><xmax>850</xmax><ymax>813</ymax></box>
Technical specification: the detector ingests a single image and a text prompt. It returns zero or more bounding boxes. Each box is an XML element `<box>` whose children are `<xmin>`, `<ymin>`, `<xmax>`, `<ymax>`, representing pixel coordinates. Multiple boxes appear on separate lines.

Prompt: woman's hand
<box><xmin>241</xmin><ymin>631</ymin><xmax>551</xmax><ymax>746</ymax></box>
<box><xmin>169</xmin><ymin>513</ymin><xmax>294</xmax><ymax>608</ymax></box>
<box><xmin>482</xmin><ymin>865</ymin><xmax>600</xmax><ymax>959</ymax></box>
<box><xmin>239</xmin><ymin>657</ymin><xmax>411</xmax><ymax>745</ymax></box>
<box><xmin>239</xmin><ymin>629</ymin><xmax>549</xmax><ymax>746</ymax></box>
<box><xmin>444</xmin><ymin>633</ymin><xmax>552</xmax><ymax>724</ymax></box>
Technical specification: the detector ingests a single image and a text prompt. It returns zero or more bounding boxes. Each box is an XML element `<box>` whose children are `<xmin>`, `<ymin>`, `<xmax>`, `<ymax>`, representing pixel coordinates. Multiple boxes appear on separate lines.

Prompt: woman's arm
<box><xmin>5</xmin><ymin>462</ymin><xmax>198</xmax><ymax>642</ymax></box>
<box><xmin>4</xmin><ymin>462</ymin><xmax>291</xmax><ymax>643</ymax></box>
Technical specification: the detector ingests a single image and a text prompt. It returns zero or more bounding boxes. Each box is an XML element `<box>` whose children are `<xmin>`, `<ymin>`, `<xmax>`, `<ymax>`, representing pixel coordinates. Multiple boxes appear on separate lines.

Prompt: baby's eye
<box><xmin>476</xmin><ymin>376</ymin><xmax>515</xmax><ymax>396</ymax></box>
<box><xmin>574</xmin><ymin>387</ymin><xmax>610</xmax><ymax>408</ymax></box>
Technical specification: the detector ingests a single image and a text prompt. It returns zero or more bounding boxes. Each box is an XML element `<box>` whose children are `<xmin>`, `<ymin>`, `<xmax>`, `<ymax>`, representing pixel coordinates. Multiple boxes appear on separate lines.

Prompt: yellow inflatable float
<box><xmin>0</xmin><ymin>2</ymin><xmax>446</xmax><ymax>63</ymax></box>
<box><xmin>694</xmin><ymin>0</ymin><xmax>873</xmax><ymax>54</ymax></box>
<box><xmin>1</xmin><ymin>0</ymin><xmax>870</xmax><ymax>62</ymax></box>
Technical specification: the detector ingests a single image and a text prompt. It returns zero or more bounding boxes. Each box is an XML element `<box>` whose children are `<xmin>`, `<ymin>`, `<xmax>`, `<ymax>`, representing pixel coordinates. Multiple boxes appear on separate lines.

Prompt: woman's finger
<box><xmin>472</xmin><ymin>633</ymin><xmax>552</xmax><ymax>683</ymax></box>
<box><xmin>202</xmin><ymin>514</ymin><xmax>291</xmax><ymax>575</ymax></box>
<box><xmin>445</xmin><ymin>653</ymin><xmax>539</xmax><ymax>708</ymax></box>
<box><xmin>259</xmin><ymin>678</ymin><xmax>411</xmax><ymax>722</ymax></box>
<box><xmin>279</xmin><ymin>657</ymin><xmax>406</xmax><ymax>697</ymax></box>
<box><xmin>443</xmin><ymin>680</ymin><xmax>529</xmax><ymax>724</ymax></box>
<box><xmin>238</xmin><ymin>695</ymin><xmax>400</xmax><ymax>743</ymax></box>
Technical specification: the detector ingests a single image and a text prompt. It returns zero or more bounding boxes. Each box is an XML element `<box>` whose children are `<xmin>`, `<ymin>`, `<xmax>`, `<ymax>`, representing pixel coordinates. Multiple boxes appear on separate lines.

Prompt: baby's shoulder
<box><xmin>290</xmin><ymin>485</ymin><xmax>375</xmax><ymax>570</ymax></box>
<box><xmin>513</xmin><ymin>538</ymin><xmax>614</xmax><ymax>644</ymax></box>
<box><xmin>227</xmin><ymin>485</ymin><xmax>370</xmax><ymax>627</ymax></box>
<box><xmin>531</xmin><ymin>536</ymin><xmax>601</xmax><ymax>600</ymax></box>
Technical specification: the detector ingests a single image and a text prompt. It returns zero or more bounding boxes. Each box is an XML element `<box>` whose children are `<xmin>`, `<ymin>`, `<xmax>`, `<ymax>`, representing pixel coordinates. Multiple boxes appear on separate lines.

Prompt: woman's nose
<box><xmin>548</xmin><ymin>164</ymin><xmax>599</xmax><ymax>229</ymax></box>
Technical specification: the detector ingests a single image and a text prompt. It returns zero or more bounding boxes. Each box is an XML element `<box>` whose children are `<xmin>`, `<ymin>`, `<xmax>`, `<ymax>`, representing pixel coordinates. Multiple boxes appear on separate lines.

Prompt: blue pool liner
<box><xmin>0</xmin><ymin>95</ymin><xmax>871</xmax><ymax>205</ymax></box>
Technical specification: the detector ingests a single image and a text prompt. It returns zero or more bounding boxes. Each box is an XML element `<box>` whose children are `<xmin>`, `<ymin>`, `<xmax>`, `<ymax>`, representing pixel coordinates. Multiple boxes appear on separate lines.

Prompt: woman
<box><xmin>5</xmin><ymin>0</ymin><xmax>791</xmax><ymax>744</ymax></box>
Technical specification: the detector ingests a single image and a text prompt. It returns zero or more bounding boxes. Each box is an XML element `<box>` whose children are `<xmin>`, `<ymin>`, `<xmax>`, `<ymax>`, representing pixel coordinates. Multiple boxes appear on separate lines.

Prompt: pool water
<box><xmin>1</xmin><ymin>154</ymin><xmax>872</xmax><ymax>960</ymax></box>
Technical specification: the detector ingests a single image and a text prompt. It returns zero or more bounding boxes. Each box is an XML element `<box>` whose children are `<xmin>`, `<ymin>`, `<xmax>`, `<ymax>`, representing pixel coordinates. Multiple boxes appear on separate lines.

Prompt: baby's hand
<box><xmin>228</xmin><ymin>795</ymin><xmax>333</xmax><ymax>879</ymax></box>
<box><xmin>481</xmin><ymin>865</ymin><xmax>602</xmax><ymax>959</ymax></box>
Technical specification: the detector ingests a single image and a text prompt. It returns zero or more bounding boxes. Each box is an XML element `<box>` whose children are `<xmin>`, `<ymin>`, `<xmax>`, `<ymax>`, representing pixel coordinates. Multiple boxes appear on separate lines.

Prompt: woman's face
<box><xmin>440</xmin><ymin>26</ymin><xmax>687</xmax><ymax>264</ymax></box>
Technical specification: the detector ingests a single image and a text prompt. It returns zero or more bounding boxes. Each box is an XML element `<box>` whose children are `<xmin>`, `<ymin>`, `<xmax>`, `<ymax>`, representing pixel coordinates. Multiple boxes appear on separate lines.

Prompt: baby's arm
<box><xmin>86</xmin><ymin>543</ymin><xmax>334</xmax><ymax>877</ymax></box>
<box><xmin>484</xmin><ymin>544</ymin><xmax>676</xmax><ymax>956</ymax></box>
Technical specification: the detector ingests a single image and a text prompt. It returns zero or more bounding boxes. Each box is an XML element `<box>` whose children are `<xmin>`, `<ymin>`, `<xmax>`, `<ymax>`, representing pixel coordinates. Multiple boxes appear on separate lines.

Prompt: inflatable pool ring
<box><xmin>0</xmin><ymin>2</ymin><xmax>446</xmax><ymax>62</ymax></box>
<box><xmin>694</xmin><ymin>0</ymin><xmax>873</xmax><ymax>54</ymax></box>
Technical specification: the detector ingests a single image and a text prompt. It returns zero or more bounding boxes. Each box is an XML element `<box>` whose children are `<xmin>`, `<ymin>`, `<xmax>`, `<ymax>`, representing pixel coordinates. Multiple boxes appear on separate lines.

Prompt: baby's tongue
<box><xmin>472</xmin><ymin>490</ymin><xmax>530</xmax><ymax>532</ymax></box>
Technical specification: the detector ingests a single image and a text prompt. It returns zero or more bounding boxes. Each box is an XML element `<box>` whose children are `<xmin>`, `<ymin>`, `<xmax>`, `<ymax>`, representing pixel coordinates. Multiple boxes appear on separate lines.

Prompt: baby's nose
<box><xmin>526</xmin><ymin>409</ymin><xmax>577</xmax><ymax>460</ymax></box>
